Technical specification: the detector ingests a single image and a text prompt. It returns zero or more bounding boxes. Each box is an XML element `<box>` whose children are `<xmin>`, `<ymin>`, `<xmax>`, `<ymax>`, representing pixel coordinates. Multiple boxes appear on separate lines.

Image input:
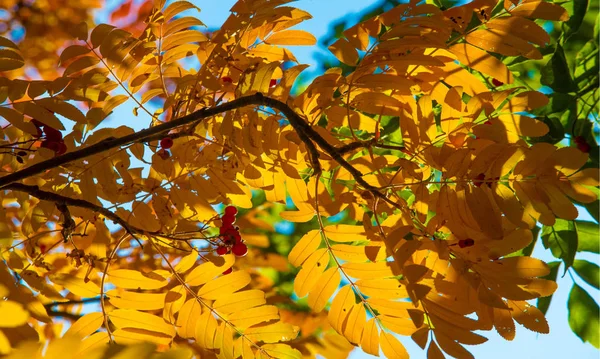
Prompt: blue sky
<box><xmin>97</xmin><ymin>1</ymin><xmax>599</xmax><ymax>357</ymax></box>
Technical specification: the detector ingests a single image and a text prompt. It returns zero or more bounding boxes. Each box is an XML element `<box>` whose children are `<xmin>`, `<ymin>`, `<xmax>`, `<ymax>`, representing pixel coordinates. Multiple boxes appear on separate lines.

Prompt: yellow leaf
<box><xmin>508</xmin><ymin>0</ymin><xmax>569</xmax><ymax>21</ymax></box>
<box><xmin>343</xmin><ymin>303</ymin><xmax>367</xmax><ymax>344</ymax></box>
<box><xmin>265</xmin><ymin>30</ymin><xmax>317</xmax><ymax>46</ymax></box>
<box><xmin>367</xmin><ymin>298</ymin><xmax>414</xmax><ymax>317</ymax></box>
<box><xmin>163</xmin><ymin>285</ymin><xmax>186</xmax><ymax>323</ymax></box>
<box><xmin>341</xmin><ymin>261</ymin><xmax>398</xmax><ymax>279</ymax></box>
<box><xmin>508</xmin><ymin>301</ymin><xmax>549</xmax><ymax>334</ymax></box>
<box><xmin>213</xmin><ymin>323</ymin><xmax>235</xmax><ymax>359</ymax></box>
<box><xmin>294</xmin><ymin>248</ymin><xmax>329</xmax><ymax>297</ymax></box>
<box><xmin>279</xmin><ymin>209</ymin><xmax>315</xmax><ymax>223</ymax></box>
<box><xmin>77</xmin><ymin>332</ymin><xmax>110</xmax><ymax>355</ymax></box>
<box><xmin>108</xmin><ymin>269</ymin><xmax>169</xmax><ymax>290</ymax></box>
<box><xmin>493</xmin><ymin>307</ymin><xmax>516</xmax><ymax>340</ymax></box>
<box><xmin>23</xmin><ymin>102</ymin><xmax>65</xmax><ymax>130</ymax></box>
<box><xmin>324</xmin><ymin>224</ymin><xmax>368</xmax><ymax>243</ymax></box>
<box><xmin>112</xmin><ymin>329</ymin><xmax>172</xmax><ymax>346</ymax></box>
<box><xmin>131</xmin><ymin>201</ymin><xmax>161</xmax><ymax>232</ymax></box>
<box><xmin>288</xmin><ymin>230</ymin><xmax>321</xmax><ymax>267</ymax></box>
<box><xmin>328</xmin><ymin>285</ymin><xmax>356</xmax><ymax>332</ymax></box>
<box><xmin>44</xmin><ymin>336</ymin><xmax>82</xmax><ymax>359</ymax></box>
<box><xmin>331</xmin><ymin>244</ymin><xmax>387</xmax><ymax>262</ymax></box>
<box><xmin>0</xmin><ymin>107</ymin><xmax>37</xmax><ymax>136</ymax></box>
<box><xmin>228</xmin><ymin>304</ymin><xmax>279</xmax><ymax>329</ymax></box>
<box><xmin>195</xmin><ymin>311</ymin><xmax>218</xmax><ymax>349</ymax></box>
<box><xmin>173</xmin><ymin>252</ymin><xmax>198</xmax><ymax>273</ymax></box>
<box><xmin>198</xmin><ymin>269</ymin><xmax>251</xmax><ymax>300</ymax></box>
<box><xmin>185</xmin><ymin>254</ymin><xmax>234</xmax><ymax>286</ymax></box>
<box><xmin>164</xmin><ymin>16</ymin><xmax>205</xmax><ymax>37</ymax></box>
<box><xmin>465</xmin><ymin>29</ymin><xmax>541</xmax><ymax>59</ymax></box>
<box><xmin>329</xmin><ymin>38</ymin><xmax>359</xmax><ymax>65</ymax></box>
<box><xmin>176</xmin><ymin>298</ymin><xmax>202</xmax><ymax>339</ymax></box>
<box><xmin>64</xmin><ymin>312</ymin><xmax>104</xmax><ymax>338</ymax></box>
<box><xmin>50</xmin><ymin>274</ymin><xmax>101</xmax><ymax>298</ymax></box>
<box><xmin>245</xmin><ymin>322</ymin><xmax>299</xmax><ymax>343</ymax></box>
<box><xmin>213</xmin><ymin>289</ymin><xmax>266</xmax><ymax>315</ymax></box>
<box><xmin>163</xmin><ymin>0</ymin><xmax>199</xmax><ymax>21</ymax></box>
<box><xmin>308</xmin><ymin>267</ymin><xmax>341</xmax><ymax>312</ymax></box>
<box><xmin>259</xmin><ymin>344</ymin><xmax>302</xmax><ymax>359</ymax></box>
<box><xmin>448</xmin><ymin>43</ymin><xmax>513</xmax><ymax>84</ymax></box>
<box><xmin>102</xmin><ymin>94</ymin><xmax>129</xmax><ymax>116</ymax></box>
<box><xmin>361</xmin><ymin>318</ymin><xmax>380</xmax><ymax>356</ymax></box>
<box><xmin>59</xmin><ymin>44</ymin><xmax>92</xmax><ymax>66</ymax></box>
<box><xmin>378</xmin><ymin>315</ymin><xmax>418</xmax><ymax>335</ymax></box>
<box><xmin>434</xmin><ymin>330</ymin><xmax>474</xmax><ymax>359</ymax></box>
<box><xmin>356</xmin><ymin>279</ymin><xmax>409</xmax><ymax>299</ymax></box>
<box><xmin>248</xmin><ymin>62</ymin><xmax>280</xmax><ymax>94</ymax></box>
<box><xmin>486</xmin><ymin>17</ymin><xmax>550</xmax><ymax>47</ymax></box>
<box><xmin>380</xmin><ymin>331</ymin><xmax>409</xmax><ymax>359</ymax></box>
<box><xmin>109</xmin><ymin>309</ymin><xmax>175</xmax><ymax>338</ymax></box>
<box><xmin>0</xmin><ymin>300</ymin><xmax>29</xmax><ymax>327</ymax></box>
<box><xmin>107</xmin><ymin>289</ymin><xmax>167</xmax><ymax>311</ymax></box>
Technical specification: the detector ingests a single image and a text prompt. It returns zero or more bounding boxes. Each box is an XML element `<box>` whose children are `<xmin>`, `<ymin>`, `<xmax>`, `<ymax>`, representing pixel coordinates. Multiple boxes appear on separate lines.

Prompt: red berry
<box><xmin>577</xmin><ymin>141</ymin><xmax>591</xmax><ymax>153</ymax></box>
<box><xmin>491</xmin><ymin>78</ymin><xmax>503</xmax><ymax>87</ymax></box>
<box><xmin>43</xmin><ymin>126</ymin><xmax>62</xmax><ymax>141</ymax></box>
<box><xmin>160</xmin><ymin>137</ymin><xmax>173</xmax><ymax>149</ymax></box>
<box><xmin>225</xmin><ymin>206</ymin><xmax>238</xmax><ymax>216</ymax></box>
<box><xmin>222</xmin><ymin>76</ymin><xmax>233</xmax><ymax>84</ymax></box>
<box><xmin>458</xmin><ymin>238</ymin><xmax>475</xmax><ymax>248</ymax></box>
<box><xmin>216</xmin><ymin>246</ymin><xmax>228</xmax><ymax>255</ymax></box>
<box><xmin>473</xmin><ymin>173</ymin><xmax>485</xmax><ymax>187</ymax></box>
<box><xmin>39</xmin><ymin>244</ymin><xmax>47</xmax><ymax>253</ymax></box>
<box><xmin>222</xmin><ymin>213</ymin><xmax>236</xmax><ymax>225</ymax></box>
<box><xmin>574</xmin><ymin>136</ymin><xmax>585</xmax><ymax>144</ymax></box>
<box><xmin>222</xmin><ymin>268</ymin><xmax>233</xmax><ymax>275</ymax></box>
<box><xmin>269</xmin><ymin>79</ymin><xmax>277</xmax><ymax>88</ymax></box>
<box><xmin>232</xmin><ymin>242</ymin><xmax>247</xmax><ymax>257</ymax></box>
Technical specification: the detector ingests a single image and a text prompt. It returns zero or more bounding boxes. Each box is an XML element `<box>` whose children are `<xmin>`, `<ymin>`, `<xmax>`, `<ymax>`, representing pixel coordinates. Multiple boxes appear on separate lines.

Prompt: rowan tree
<box><xmin>0</xmin><ymin>0</ymin><xmax>598</xmax><ymax>358</ymax></box>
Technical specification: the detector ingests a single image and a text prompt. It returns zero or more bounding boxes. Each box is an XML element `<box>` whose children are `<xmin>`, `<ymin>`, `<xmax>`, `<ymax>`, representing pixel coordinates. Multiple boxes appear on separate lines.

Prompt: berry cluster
<box><xmin>574</xmin><ymin>136</ymin><xmax>591</xmax><ymax>153</ymax></box>
<box><xmin>32</xmin><ymin>119</ymin><xmax>67</xmax><ymax>156</ymax></box>
<box><xmin>216</xmin><ymin>206</ymin><xmax>247</xmax><ymax>274</ymax></box>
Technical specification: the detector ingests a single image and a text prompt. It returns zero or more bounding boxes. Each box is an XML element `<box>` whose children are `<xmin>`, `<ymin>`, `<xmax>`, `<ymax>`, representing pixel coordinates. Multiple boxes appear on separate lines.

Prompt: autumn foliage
<box><xmin>0</xmin><ymin>0</ymin><xmax>598</xmax><ymax>358</ymax></box>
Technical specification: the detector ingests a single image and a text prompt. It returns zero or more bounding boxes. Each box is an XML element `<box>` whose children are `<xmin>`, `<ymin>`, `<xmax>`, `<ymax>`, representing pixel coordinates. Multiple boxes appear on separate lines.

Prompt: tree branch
<box><xmin>4</xmin><ymin>183</ymin><xmax>142</xmax><ymax>235</ymax></box>
<box><xmin>1</xmin><ymin>93</ymin><xmax>401</xmax><ymax>209</ymax></box>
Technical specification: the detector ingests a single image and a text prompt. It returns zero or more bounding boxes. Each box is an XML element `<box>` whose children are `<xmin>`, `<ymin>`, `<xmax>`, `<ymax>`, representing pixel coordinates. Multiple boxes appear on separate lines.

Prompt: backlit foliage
<box><xmin>0</xmin><ymin>0</ymin><xmax>598</xmax><ymax>358</ymax></box>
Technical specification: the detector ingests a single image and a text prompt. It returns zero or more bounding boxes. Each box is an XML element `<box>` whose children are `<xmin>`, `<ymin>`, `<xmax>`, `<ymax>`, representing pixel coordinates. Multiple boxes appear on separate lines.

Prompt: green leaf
<box><xmin>541</xmin><ymin>44</ymin><xmax>577</xmax><ymax>93</ymax></box>
<box><xmin>574</xmin><ymin>40</ymin><xmax>599</xmax><ymax>90</ymax></box>
<box><xmin>541</xmin><ymin>219</ymin><xmax>578</xmax><ymax>274</ymax></box>
<box><xmin>563</xmin><ymin>0</ymin><xmax>588</xmax><ymax>37</ymax></box>
<box><xmin>568</xmin><ymin>283</ymin><xmax>600</xmax><ymax>348</ymax></box>
<box><xmin>573</xmin><ymin>260</ymin><xmax>599</xmax><ymax>289</ymax></box>
<box><xmin>536</xmin><ymin>261</ymin><xmax>560</xmax><ymax>315</ymax></box>
<box><xmin>576</xmin><ymin>220</ymin><xmax>599</xmax><ymax>253</ymax></box>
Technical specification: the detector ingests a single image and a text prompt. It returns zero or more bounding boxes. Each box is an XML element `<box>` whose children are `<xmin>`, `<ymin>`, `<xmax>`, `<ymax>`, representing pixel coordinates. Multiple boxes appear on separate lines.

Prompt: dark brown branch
<box><xmin>0</xmin><ymin>94</ymin><xmax>268</xmax><ymax>188</ymax></box>
<box><xmin>5</xmin><ymin>183</ymin><xmax>142</xmax><ymax>235</ymax></box>
<box><xmin>1</xmin><ymin>93</ymin><xmax>401</xmax><ymax>208</ymax></box>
